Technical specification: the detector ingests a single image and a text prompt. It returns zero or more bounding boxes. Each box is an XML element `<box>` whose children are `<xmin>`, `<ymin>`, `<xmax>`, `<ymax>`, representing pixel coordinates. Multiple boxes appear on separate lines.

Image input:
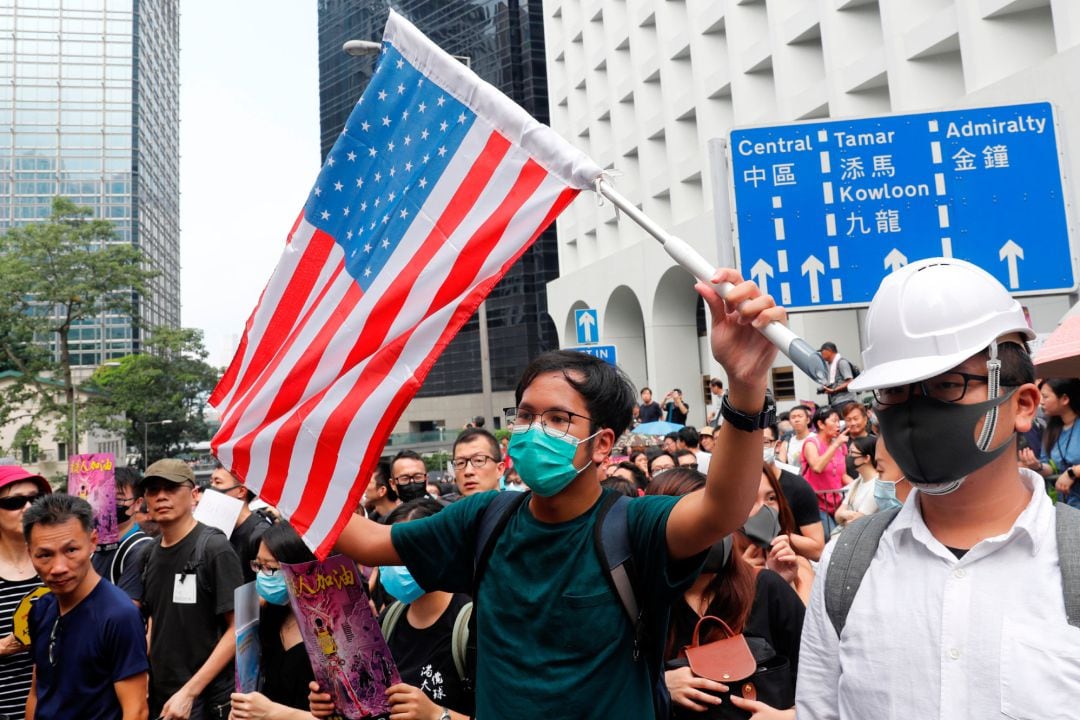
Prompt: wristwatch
<box><xmin>720</xmin><ymin>393</ymin><xmax>776</xmax><ymax>433</ymax></box>
<box><xmin>439</xmin><ymin>709</ymin><xmax>451</xmax><ymax>720</ymax></box>
<box><xmin>1068</xmin><ymin>467</ymin><xmax>1077</xmax><ymax>480</ymax></box>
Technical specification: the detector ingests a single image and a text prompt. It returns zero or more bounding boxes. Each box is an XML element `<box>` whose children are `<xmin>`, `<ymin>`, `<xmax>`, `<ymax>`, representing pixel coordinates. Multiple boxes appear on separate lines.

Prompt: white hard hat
<box><xmin>849</xmin><ymin>257</ymin><xmax>1035</xmax><ymax>392</ymax></box>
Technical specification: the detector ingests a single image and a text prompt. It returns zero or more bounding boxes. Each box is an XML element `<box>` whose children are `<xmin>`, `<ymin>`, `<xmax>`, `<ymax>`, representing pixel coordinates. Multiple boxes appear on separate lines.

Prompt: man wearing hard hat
<box><xmin>797</xmin><ymin>258</ymin><xmax>1080</xmax><ymax>720</ymax></box>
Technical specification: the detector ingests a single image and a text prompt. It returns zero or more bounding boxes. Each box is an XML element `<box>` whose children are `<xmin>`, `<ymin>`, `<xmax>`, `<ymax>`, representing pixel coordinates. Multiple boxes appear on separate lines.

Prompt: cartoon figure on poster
<box><xmin>282</xmin><ymin>555</ymin><xmax>399</xmax><ymax>719</ymax></box>
<box><xmin>68</xmin><ymin>453</ymin><xmax>118</xmax><ymax>546</ymax></box>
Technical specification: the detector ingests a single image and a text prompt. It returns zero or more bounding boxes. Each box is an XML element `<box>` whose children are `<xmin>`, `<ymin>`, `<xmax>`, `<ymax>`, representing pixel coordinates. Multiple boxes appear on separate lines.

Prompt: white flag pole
<box><xmin>596</xmin><ymin>179</ymin><xmax>828</xmax><ymax>383</ymax></box>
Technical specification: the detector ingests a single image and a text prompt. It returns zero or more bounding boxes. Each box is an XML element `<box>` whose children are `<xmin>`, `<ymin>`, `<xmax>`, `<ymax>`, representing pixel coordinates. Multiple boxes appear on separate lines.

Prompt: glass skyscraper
<box><xmin>317</xmin><ymin>0</ymin><xmax>557</xmax><ymax>416</ymax></box>
<box><xmin>0</xmin><ymin>0</ymin><xmax>179</xmax><ymax>366</ymax></box>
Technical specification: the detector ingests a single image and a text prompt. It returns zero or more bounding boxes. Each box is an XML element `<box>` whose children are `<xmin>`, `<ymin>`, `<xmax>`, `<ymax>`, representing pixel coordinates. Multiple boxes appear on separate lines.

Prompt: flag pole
<box><xmin>596</xmin><ymin>179</ymin><xmax>828</xmax><ymax>384</ymax></box>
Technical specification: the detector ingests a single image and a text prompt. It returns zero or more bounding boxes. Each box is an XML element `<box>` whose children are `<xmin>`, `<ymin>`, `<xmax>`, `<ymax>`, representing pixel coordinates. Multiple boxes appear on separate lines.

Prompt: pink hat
<box><xmin>0</xmin><ymin>466</ymin><xmax>52</xmax><ymax>496</ymax></box>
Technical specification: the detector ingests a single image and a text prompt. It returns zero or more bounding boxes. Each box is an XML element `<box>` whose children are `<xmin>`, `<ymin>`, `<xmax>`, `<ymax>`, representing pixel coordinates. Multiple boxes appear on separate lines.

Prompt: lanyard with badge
<box><xmin>173</xmin><ymin>557</ymin><xmax>199</xmax><ymax>604</ymax></box>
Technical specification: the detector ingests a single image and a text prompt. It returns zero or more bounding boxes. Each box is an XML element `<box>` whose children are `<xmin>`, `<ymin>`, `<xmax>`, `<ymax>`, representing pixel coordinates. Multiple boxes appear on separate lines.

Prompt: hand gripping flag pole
<box><xmin>595</xmin><ymin>179</ymin><xmax>829</xmax><ymax>384</ymax></box>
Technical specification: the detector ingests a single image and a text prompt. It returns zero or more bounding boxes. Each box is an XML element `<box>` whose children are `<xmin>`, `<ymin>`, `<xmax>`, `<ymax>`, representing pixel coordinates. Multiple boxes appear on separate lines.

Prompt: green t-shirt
<box><xmin>391</xmin><ymin>489</ymin><xmax>702</xmax><ymax>719</ymax></box>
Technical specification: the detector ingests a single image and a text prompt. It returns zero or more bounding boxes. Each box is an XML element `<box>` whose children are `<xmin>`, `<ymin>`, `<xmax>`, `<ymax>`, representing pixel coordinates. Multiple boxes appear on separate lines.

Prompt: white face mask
<box><xmin>763</xmin><ymin>447</ymin><xmax>776</xmax><ymax>464</ymax></box>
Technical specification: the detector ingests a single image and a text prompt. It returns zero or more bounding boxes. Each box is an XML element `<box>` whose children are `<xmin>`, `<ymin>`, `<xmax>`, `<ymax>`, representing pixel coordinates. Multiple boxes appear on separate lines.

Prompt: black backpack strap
<box><xmin>824</xmin><ymin>507</ymin><xmax>901</xmax><ymax>637</ymax></box>
<box><xmin>472</xmin><ymin>491</ymin><xmax>530</xmax><ymax>589</ymax></box>
<box><xmin>593</xmin><ymin>493</ymin><xmax>643</xmax><ymax>656</ymax></box>
<box><xmin>1055</xmin><ymin>502</ymin><xmax>1080</xmax><ymax>629</ymax></box>
<box><xmin>185</xmin><ymin>524</ymin><xmax>226</xmax><ymax>597</ymax></box>
<box><xmin>464</xmin><ymin>490</ymin><xmax>530</xmax><ymax>692</ymax></box>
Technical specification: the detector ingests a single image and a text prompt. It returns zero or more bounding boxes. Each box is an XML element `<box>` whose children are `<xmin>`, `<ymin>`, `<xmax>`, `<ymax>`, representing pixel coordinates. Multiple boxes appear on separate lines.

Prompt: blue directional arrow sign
<box><xmin>568</xmin><ymin>344</ymin><xmax>618</xmax><ymax>366</ymax></box>
<box><xmin>728</xmin><ymin>102</ymin><xmax>1075</xmax><ymax>310</ymax></box>
<box><xmin>575</xmin><ymin>308</ymin><xmax>599</xmax><ymax>345</ymax></box>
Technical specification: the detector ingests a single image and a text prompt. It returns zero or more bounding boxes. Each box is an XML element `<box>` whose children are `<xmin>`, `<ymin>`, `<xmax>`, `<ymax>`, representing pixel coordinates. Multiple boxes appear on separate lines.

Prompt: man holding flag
<box><xmin>209</xmin><ymin>11</ymin><xmax>786</xmax><ymax>718</ymax></box>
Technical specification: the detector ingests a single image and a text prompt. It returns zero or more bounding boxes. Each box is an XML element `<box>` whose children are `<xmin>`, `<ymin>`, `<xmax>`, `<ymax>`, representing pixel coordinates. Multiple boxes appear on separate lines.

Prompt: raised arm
<box><xmin>334</xmin><ymin>513</ymin><xmax>402</xmax><ymax>567</ymax></box>
<box><xmin>666</xmin><ymin>268</ymin><xmax>784</xmax><ymax>560</ymax></box>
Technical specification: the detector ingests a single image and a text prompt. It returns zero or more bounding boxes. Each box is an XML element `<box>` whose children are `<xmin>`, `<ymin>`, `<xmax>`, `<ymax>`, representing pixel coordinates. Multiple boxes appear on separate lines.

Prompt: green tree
<box><xmin>82</xmin><ymin>327</ymin><xmax>220</xmax><ymax>467</ymax></box>
<box><xmin>0</xmin><ymin>197</ymin><xmax>156</xmax><ymax>444</ymax></box>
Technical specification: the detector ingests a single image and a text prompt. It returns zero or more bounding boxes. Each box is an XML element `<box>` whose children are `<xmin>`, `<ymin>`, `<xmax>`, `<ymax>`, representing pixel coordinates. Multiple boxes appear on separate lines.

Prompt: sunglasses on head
<box><xmin>0</xmin><ymin>493</ymin><xmax>42</xmax><ymax>511</ymax></box>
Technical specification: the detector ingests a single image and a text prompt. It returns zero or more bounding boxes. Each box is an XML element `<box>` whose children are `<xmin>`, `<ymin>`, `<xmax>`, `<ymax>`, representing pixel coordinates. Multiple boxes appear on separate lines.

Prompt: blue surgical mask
<box><xmin>256</xmin><ymin>571</ymin><xmax>290</xmax><ymax>606</ymax></box>
<box><xmin>873</xmin><ymin>479</ymin><xmax>903</xmax><ymax>512</ymax></box>
<box><xmin>508</xmin><ymin>426</ymin><xmax>599</xmax><ymax>497</ymax></box>
<box><xmin>380</xmin><ymin>565</ymin><xmax>425</xmax><ymax>604</ymax></box>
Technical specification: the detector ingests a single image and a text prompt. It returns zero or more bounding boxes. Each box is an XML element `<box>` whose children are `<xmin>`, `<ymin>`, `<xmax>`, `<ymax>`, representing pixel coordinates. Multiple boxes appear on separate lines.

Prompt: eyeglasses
<box><xmin>451</xmin><ymin>454</ymin><xmax>497</xmax><ymax>471</ymax></box>
<box><xmin>0</xmin><ymin>493</ymin><xmax>41</xmax><ymax>511</ymax></box>
<box><xmin>48</xmin><ymin>616</ymin><xmax>61</xmax><ymax>666</ymax></box>
<box><xmin>393</xmin><ymin>473</ymin><xmax>428</xmax><ymax>485</ymax></box>
<box><xmin>504</xmin><ymin>407</ymin><xmax>592</xmax><ymax>439</ymax></box>
<box><xmin>250</xmin><ymin>560</ymin><xmax>281</xmax><ymax>576</ymax></box>
<box><xmin>681</xmin><ymin>462</ymin><xmax>699</xmax><ymax>470</ymax></box>
<box><xmin>873</xmin><ymin>372</ymin><xmax>990</xmax><ymax>406</ymax></box>
<box><xmin>651</xmin><ymin>465</ymin><xmax>675</xmax><ymax>474</ymax></box>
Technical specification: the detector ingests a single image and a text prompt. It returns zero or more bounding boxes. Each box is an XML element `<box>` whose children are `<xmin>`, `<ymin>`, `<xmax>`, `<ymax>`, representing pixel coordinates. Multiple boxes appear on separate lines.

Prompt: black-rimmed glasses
<box><xmin>250</xmin><ymin>560</ymin><xmax>281</xmax><ymax>576</ymax></box>
<box><xmin>873</xmin><ymin>372</ymin><xmax>990</xmax><ymax>406</ymax></box>
<box><xmin>393</xmin><ymin>473</ymin><xmax>428</xmax><ymax>485</ymax></box>
<box><xmin>504</xmin><ymin>407</ymin><xmax>592</xmax><ymax>439</ymax></box>
<box><xmin>451</xmin><ymin>454</ymin><xmax>497</xmax><ymax>471</ymax></box>
<box><xmin>48</xmin><ymin>616</ymin><xmax>61</xmax><ymax>667</ymax></box>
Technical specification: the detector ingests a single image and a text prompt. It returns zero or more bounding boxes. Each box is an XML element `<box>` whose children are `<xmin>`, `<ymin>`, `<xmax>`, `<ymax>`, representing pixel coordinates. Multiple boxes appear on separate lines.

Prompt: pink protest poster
<box><xmin>282</xmin><ymin>555</ymin><xmax>399</xmax><ymax>719</ymax></box>
<box><xmin>68</xmin><ymin>453</ymin><xmax>118</xmax><ymax>546</ymax></box>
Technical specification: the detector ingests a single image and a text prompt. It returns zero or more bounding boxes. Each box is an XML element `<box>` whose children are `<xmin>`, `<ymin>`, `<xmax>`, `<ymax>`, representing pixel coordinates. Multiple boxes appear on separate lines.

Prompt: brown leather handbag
<box><xmin>680</xmin><ymin>616</ymin><xmax>760</xmax><ymax>700</ymax></box>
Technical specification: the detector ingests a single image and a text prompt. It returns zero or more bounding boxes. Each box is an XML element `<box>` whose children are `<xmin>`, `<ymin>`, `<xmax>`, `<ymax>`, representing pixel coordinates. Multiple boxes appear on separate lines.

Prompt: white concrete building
<box><xmin>543</xmin><ymin>0</ymin><xmax>1080</xmax><ymax>424</ymax></box>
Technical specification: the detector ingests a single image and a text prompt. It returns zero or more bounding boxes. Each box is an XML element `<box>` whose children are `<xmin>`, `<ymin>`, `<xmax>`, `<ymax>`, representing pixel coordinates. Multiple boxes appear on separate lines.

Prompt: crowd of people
<box><xmin>0</xmin><ymin>258</ymin><xmax>1078</xmax><ymax>719</ymax></box>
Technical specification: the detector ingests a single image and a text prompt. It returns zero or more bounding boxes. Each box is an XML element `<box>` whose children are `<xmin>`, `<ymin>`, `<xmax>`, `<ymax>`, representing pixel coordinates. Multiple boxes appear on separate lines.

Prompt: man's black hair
<box><xmin>515</xmin><ymin>350</ymin><xmax>637</xmax><ymax>438</ymax></box>
<box><xmin>601</xmin><ymin>476</ymin><xmax>638</xmax><ymax>498</ymax></box>
<box><xmin>663</xmin><ymin>432</ymin><xmax>679</xmax><ymax>444</ymax></box>
<box><xmin>676</xmin><ymin>426</ymin><xmax>700</xmax><ymax>449</ymax></box>
<box><xmin>640</xmin><ymin>386</ymin><xmax>652</xmax><ymax>396</ymax></box>
<box><xmin>790</xmin><ymin>404</ymin><xmax>813</xmax><ymax>418</ymax></box>
<box><xmin>115</xmin><ymin>466</ymin><xmax>143</xmax><ymax>498</ymax></box>
<box><xmin>614</xmin><ymin>460</ymin><xmax>648</xmax><ymax>491</ymax></box>
<box><xmin>473</xmin><ymin>415</ymin><xmax>486</xmax><ymax>428</ymax></box>
<box><xmin>710</xmin><ymin>378</ymin><xmax>724</xmax><ymax>389</ymax></box>
<box><xmin>371</xmin><ymin>460</ymin><xmax>396</xmax><ymax>501</ymax></box>
<box><xmin>820</xmin><ymin>341</ymin><xmax>838</xmax><ymax>352</ymax></box>
<box><xmin>453</xmin><ymin>427</ymin><xmax>501</xmax><ymax>461</ymax></box>
<box><xmin>997</xmin><ymin>340</ymin><xmax>1035</xmax><ymax>386</ymax></box>
<box><xmin>390</xmin><ymin>450</ymin><xmax>426</xmax><ymax>476</ymax></box>
<box><xmin>674</xmin><ymin>449</ymin><xmax>697</xmax><ymax>463</ymax></box>
<box><xmin>262</xmin><ymin>519</ymin><xmax>316</xmax><ymax>565</ymax></box>
<box><xmin>23</xmin><ymin>493</ymin><xmax>94</xmax><ymax>541</ymax></box>
<box><xmin>647</xmin><ymin>451</ymin><xmax>677</xmax><ymax>473</ymax></box>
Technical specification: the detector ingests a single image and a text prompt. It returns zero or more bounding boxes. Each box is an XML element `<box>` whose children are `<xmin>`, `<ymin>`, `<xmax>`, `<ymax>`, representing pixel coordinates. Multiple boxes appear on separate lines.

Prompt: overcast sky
<box><xmin>179</xmin><ymin>1</ymin><xmax>321</xmax><ymax>368</ymax></box>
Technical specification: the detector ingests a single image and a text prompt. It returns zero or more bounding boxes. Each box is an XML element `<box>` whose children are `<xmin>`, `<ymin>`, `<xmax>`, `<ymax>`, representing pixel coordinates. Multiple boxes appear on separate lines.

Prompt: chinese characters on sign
<box><xmin>728</xmin><ymin>102</ymin><xmax>1073</xmax><ymax>310</ymax></box>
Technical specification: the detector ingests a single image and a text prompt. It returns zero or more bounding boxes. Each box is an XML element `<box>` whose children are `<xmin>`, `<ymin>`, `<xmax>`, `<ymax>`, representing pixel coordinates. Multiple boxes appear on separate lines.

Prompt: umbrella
<box><xmin>634</xmin><ymin>420</ymin><xmax>684</xmax><ymax>436</ymax></box>
<box><xmin>1034</xmin><ymin>314</ymin><xmax>1080</xmax><ymax>378</ymax></box>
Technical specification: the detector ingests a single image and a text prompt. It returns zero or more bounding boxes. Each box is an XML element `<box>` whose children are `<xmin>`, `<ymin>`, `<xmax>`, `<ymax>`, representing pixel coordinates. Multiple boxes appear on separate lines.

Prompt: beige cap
<box><xmin>140</xmin><ymin>458</ymin><xmax>195</xmax><ymax>487</ymax></box>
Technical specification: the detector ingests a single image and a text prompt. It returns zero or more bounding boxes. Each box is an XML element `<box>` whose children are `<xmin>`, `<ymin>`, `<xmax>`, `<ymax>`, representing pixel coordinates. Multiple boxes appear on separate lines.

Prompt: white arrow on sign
<box><xmin>883</xmin><ymin>248</ymin><xmax>908</xmax><ymax>273</ymax></box>
<box><xmin>750</xmin><ymin>258</ymin><xmax>774</xmax><ymax>296</ymax></box>
<box><xmin>801</xmin><ymin>254</ymin><xmax>824</xmax><ymax>303</ymax></box>
<box><xmin>999</xmin><ymin>239</ymin><xmax>1024</xmax><ymax>289</ymax></box>
<box><xmin>578</xmin><ymin>311</ymin><xmax>596</xmax><ymax>343</ymax></box>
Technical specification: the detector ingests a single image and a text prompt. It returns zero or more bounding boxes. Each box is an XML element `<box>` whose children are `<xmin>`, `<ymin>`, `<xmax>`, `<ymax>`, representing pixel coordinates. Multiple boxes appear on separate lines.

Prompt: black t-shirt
<box><xmin>384</xmin><ymin>594</ymin><xmax>474</xmax><ymax>716</ymax></box>
<box><xmin>638</xmin><ymin>401</ymin><xmax>662</xmax><ymax>423</ymax></box>
<box><xmin>141</xmin><ymin>522</ymin><xmax>244</xmax><ymax>712</ymax></box>
<box><xmin>663</xmin><ymin>400</ymin><xmax>689</xmax><ymax>425</ymax></box>
<box><xmin>259</xmin><ymin>606</ymin><xmax>315</xmax><ymax>711</ymax></box>
<box><xmin>92</xmin><ymin>527</ymin><xmax>153</xmax><ymax>600</ymax></box>
<box><xmin>232</xmin><ymin>512</ymin><xmax>271</xmax><ymax>583</ymax></box>
<box><xmin>778</xmin><ymin>469</ymin><xmax>820</xmax><ymax>530</ymax></box>
<box><xmin>669</xmin><ymin>569</ymin><xmax>805</xmax><ymax>681</ymax></box>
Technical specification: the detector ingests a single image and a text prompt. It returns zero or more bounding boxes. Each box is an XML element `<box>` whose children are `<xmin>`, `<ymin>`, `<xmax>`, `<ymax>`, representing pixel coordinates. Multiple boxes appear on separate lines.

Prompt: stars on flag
<box><xmin>306</xmin><ymin>43</ymin><xmax>478</xmax><ymax>290</ymax></box>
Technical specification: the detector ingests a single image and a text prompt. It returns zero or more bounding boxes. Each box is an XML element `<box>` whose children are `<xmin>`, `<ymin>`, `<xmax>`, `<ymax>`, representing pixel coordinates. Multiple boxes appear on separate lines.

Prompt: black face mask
<box><xmin>741</xmin><ymin>505</ymin><xmax>781</xmax><ymax>550</ymax></box>
<box><xmin>877</xmin><ymin>390</ymin><xmax>1016</xmax><ymax>487</ymax></box>
<box><xmin>115</xmin><ymin>504</ymin><xmax>131</xmax><ymax>523</ymax></box>
<box><xmin>395</xmin><ymin>483</ymin><xmax>428</xmax><ymax>503</ymax></box>
<box><xmin>701</xmin><ymin>535</ymin><xmax>733</xmax><ymax>573</ymax></box>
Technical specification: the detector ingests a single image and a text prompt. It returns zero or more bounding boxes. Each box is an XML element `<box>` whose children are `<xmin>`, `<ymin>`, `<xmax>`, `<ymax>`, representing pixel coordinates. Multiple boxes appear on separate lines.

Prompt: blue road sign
<box><xmin>568</xmin><ymin>344</ymin><xmax>618</xmax><ymax>365</ymax></box>
<box><xmin>574</xmin><ymin>308</ymin><xmax>599</xmax><ymax>345</ymax></box>
<box><xmin>728</xmin><ymin>102</ymin><xmax>1075</xmax><ymax>310</ymax></box>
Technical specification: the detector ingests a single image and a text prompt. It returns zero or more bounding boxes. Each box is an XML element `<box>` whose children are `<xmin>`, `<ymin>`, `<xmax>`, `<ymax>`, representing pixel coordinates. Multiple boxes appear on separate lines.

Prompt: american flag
<box><xmin>210</xmin><ymin>12</ymin><xmax>601</xmax><ymax>556</ymax></box>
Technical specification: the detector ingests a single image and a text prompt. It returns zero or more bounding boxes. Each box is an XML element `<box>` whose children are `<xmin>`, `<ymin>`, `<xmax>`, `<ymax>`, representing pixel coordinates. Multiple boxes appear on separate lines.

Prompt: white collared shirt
<box><xmin>797</xmin><ymin>470</ymin><xmax>1080</xmax><ymax>720</ymax></box>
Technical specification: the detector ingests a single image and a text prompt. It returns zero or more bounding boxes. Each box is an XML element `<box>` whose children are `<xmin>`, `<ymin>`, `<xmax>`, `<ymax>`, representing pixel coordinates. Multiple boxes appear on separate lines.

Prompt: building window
<box><xmin>771</xmin><ymin>366</ymin><xmax>796</xmax><ymax>401</ymax></box>
<box><xmin>57</xmin><ymin>442</ymin><xmax>67</xmax><ymax>462</ymax></box>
